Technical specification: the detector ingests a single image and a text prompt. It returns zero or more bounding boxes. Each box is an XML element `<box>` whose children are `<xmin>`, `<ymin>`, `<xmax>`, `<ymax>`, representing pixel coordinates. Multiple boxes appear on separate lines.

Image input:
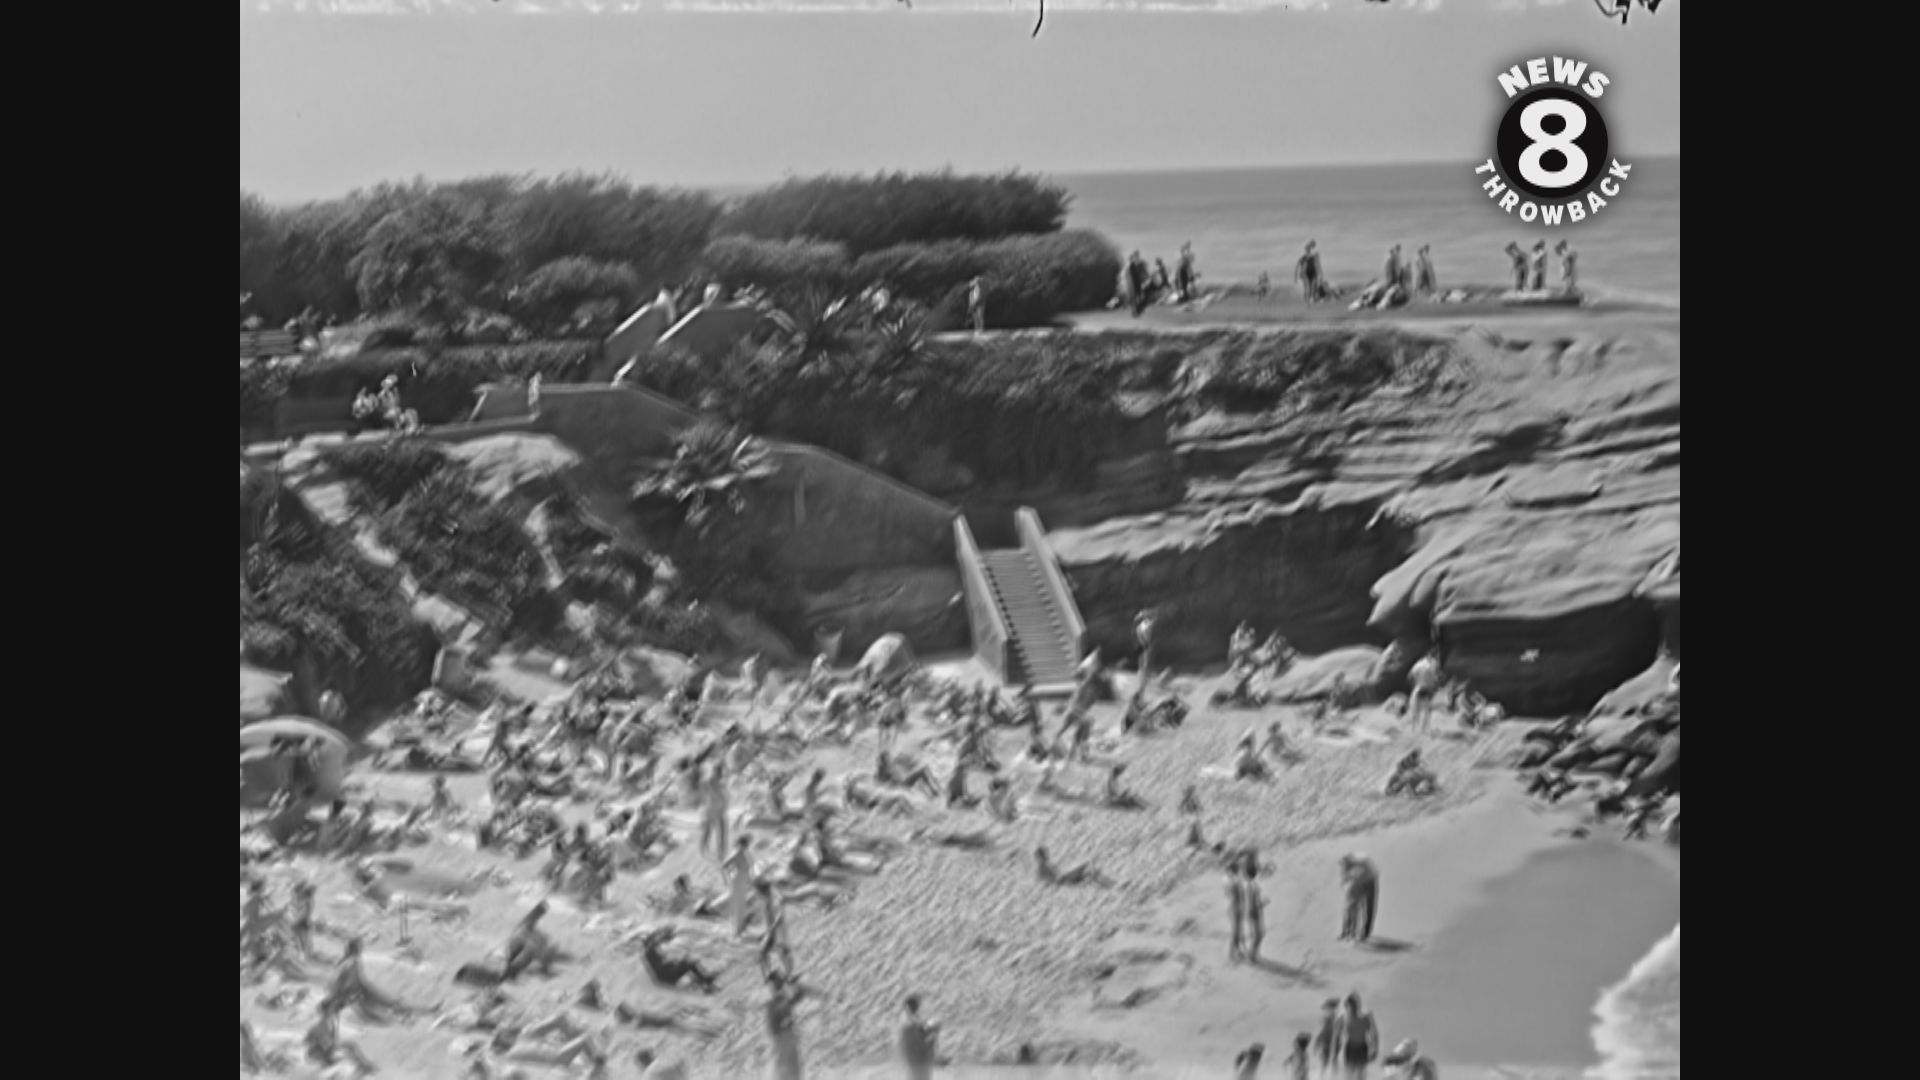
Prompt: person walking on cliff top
<box><xmin>1556</xmin><ymin>240</ymin><xmax>1579</xmax><ymax>293</ymax></box>
<box><xmin>1296</xmin><ymin>241</ymin><xmax>1326</xmax><ymax>304</ymax></box>
<box><xmin>1529</xmin><ymin>240</ymin><xmax>1550</xmax><ymax>291</ymax></box>
<box><xmin>1505</xmin><ymin>242</ymin><xmax>1529</xmax><ymax>292</ymax></box>
<box><xmin>967</xmin><ymin>277</ymin><xmax>986</xmax><ymax>334</ymax></box>
<box><xmin>1414</xmin><ymin>245</ymin><xmax>1436</xmax><ymax>296</ymax></box>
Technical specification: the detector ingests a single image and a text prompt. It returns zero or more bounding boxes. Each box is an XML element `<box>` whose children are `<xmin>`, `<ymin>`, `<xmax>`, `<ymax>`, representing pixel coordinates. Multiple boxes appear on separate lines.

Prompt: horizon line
<box><xmin>244</xmin><ymin>154</ymin><xmax>1680</xmax><ymax>205</ymax></box>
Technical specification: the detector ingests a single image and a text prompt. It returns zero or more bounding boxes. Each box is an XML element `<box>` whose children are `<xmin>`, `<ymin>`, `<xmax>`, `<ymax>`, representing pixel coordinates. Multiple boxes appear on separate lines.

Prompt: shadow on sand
<box><xmin>1355</xmin><ymin>937</ymin><xmax>1418</xmax><ymax>954</ymax></box>
<box><xmin>1249</xmin><ymin>956</ymin><xmax>1325</xmax><ymax>986</ymax></box>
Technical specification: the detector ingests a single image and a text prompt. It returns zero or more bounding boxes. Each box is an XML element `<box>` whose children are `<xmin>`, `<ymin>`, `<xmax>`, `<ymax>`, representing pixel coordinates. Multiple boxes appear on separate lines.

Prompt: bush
<box><xmin>514</xmin><ymin>257</ymin><xmax>644</xmax><ymax>336</ymax></box>
<box><xmin>374</xmin><ymin>469</ymin><xmax>559</xmax><ymax>637</ymax></box>
<box><xmin>699</xmin><ymin>237</ymin><xmax>853</xmax><ymax>302</ymax></box>
<box><xmin>853</xmin><ymin>229</ymin><xmax>1121</xmax><ymax>328</ymax></box>
<box><xmin>241</xmin><ymin>532</ymin><xmax>437</xmax><ymax>713</ymax></box>
<box><xmin>240</xmin><ymin>175</ymin><xmax>723</xmax><ymax>327</ymax></box>
<box><xmin>718</xmin><ymin>171</ymin><xmax>1070</xmax><ymax>255</ymax></box>
<box><xmin>324</xmin><ymin>439</ymin><xmax>452</xmax><ymax>512</ymax></box>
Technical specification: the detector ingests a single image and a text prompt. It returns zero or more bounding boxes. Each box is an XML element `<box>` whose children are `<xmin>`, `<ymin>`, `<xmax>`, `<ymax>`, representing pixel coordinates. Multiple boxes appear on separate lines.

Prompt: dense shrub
<box><xmin>241</xmin><ymin>175</ymin><xmax>722</xmax><ymax>327</ymax></box>
<box><xmin>853</xmin><ymin>229</ymin><xmax>1120</xmax><ymax>329</ymax></box>
<box><xmin>241</xmin><ymin>473</ymin><xmax>437</xmax><ymax>713</ymax></box>
<box><xmin>372</xmin><ymin>469</ymin><xmax>560</xmax><ymax>637</ymax></box>
<box><xmin>239</xmin><ymin>340</ymin><xmax>596</xmax><ymax>430</ymax></box>
<box><xmin>698</xmin><ymin>237</ymin><xmax>854</xmax><ymax>302</ymax></box>
<box><xmin>718</xmin><ymin>171</ymin><xmax>1071</xmax><ymax>255</ymax></box>
<box><xmin>513</xmin><ymin>257</ymin><xmax>644</xmax><ymax>335</ymax></box>
<box><xmin>324</xmin><ymin>439</ymin><xmax>452</xmax><ymax>512</ymax></box>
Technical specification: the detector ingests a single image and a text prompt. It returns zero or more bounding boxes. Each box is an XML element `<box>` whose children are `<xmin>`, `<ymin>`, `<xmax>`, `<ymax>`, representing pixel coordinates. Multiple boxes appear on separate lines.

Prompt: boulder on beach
<box><xmin>239</xmin><ymin>716</ymin><xmax>352</xmax><ymax>807</ymax></box>
<box><xmin>1268</xmin><ymin>646</ymin><xmax>1385</xmax><ymax>701</ymax></box>
<box><xmin>1590</xmin><ymin>657</ymin><xmax>1680</xmax><ymax>718</ymax></box>
<box><xmin>241</xmin><ymin>663</ymin><xmax>295</xmax><ymax>724</ymax></box>
<box><xmin>856</xmin><ymin>632</ymin><xmax>917</xmax><ymax>684</ymax></box>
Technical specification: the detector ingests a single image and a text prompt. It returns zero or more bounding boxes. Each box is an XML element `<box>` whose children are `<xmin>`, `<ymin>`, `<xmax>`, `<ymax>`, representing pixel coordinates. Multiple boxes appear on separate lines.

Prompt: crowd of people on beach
<box><xmin>243</xmin><ymin>601</ymin><xmax>1665</xmax><ymax>1078</ymax></box>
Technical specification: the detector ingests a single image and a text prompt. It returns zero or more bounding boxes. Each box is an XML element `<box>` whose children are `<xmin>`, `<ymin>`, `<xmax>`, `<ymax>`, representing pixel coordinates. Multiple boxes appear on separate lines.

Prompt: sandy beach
<box><xmin>241</xmin><ymin>660</ymin><xmax>1678</xmax><ymax>1079</ymax></box>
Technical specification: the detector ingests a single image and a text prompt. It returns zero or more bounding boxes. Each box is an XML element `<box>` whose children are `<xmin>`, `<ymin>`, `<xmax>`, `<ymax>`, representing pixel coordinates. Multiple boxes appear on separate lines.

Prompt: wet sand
<box><xmin>1044</xmin><ymin>777</ymin><xmax>1679</xmax><ymax>1078</ymax></box>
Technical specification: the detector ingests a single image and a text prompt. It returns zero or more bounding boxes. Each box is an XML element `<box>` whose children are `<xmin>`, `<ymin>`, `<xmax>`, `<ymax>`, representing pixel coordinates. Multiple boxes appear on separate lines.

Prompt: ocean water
<box><xmin>1058</xmin><ymin>159</ymin><xmax>1681</xmax><ymax>304</ymax></box>
<box><xmin>1588</xmin><ymin>924</ymin><xmax>1681</xmax><ymax>1080</ymax></box>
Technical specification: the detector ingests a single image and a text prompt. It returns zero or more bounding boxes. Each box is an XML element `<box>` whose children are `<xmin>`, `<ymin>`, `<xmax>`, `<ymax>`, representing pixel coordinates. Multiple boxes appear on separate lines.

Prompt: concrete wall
<box><xmin>599</xmin><ymin>303</ymin><xmax>674</xmax><ymax>381</ymax></box>
<box><xmin>1017</xmin><ymin>507</ymin><xmax>1088</xmax><ymax>662</ymax></box>
<box><xmin>656</xmin><ymin>304</ymin><xmax>769</xmax><ymax>361</ymax></box>
<box><xmin>955</xmin><ymin>518</ymin><xmax>1009</xmax><ymax>680</ymax></box>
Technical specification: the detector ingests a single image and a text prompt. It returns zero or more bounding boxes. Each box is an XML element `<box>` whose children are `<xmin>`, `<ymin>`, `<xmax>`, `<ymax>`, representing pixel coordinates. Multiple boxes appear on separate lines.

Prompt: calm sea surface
<box><xmin>1057</xmin><ymin>159</ymin><xmax>1680</xmax><ymax>304</ymax></box>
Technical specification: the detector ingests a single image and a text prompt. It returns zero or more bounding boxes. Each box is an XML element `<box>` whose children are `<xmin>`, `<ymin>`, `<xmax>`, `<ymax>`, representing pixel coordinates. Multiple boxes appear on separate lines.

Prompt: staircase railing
<box><xmin>954</xmin><ymin>516</ymin><xmax>1011</xmax><ymax>682</ymax></box>
<box><xmin>1016</xmin><ymin>507</ymin><xmax>1088</xmax><ymax>667</ymax></box>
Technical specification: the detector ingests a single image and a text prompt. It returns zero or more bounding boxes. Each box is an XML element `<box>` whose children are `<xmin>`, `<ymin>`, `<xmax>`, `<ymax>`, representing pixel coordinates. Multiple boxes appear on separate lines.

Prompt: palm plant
<box><xmin>764</xmin><ymin>286</ymin><xmax>862</xmax><ymax>371</ymax></box>
<box><xmin>631</xmin><ymin>417</ymin><xmax>779</xmax><ymax>528</ymax></box>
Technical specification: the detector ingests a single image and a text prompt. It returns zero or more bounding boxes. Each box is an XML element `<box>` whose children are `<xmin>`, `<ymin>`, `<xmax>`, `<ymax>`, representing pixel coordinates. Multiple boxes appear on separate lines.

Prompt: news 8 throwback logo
<box><xmin>1473</xmin><ymin>57</ymin><xmax>1633</xmax><ymax>227</ymax></box>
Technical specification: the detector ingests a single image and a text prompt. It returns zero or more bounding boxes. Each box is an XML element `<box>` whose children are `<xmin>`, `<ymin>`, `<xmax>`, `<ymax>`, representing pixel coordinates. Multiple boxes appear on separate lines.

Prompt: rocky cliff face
<box><xmin>1049</xmin><ymin>323</ymin><xmax>1680</xmax><ymax>716</ymax></box>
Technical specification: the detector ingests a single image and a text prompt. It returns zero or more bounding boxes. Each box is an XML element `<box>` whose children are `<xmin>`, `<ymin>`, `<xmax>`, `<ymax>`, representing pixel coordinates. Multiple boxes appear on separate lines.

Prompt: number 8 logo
<box><xmin>1516</xmin><ymin>99</ymin><xmax>1589</xmax><ymax>190</ymax></box>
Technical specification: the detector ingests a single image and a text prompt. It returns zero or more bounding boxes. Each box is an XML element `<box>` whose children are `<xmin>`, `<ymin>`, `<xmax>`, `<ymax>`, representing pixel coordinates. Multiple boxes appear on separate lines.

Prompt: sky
<box><xmin>238</xmin><ymin>0</ymin><xmax>1680</xmax><ymax>203</ymax></box>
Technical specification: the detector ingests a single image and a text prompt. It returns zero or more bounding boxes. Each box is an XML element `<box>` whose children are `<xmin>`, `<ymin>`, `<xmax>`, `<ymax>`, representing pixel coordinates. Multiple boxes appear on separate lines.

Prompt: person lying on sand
<box><xmin>433</xmin><ymin>987</ymin><xmax>519</xmax><ymax>1032</ymax></box>
<box><xmin>482</xmin><ymin>1025</ymin><xmax>610</xmax><ymax>1075</ymax></box>
<box><xmin>1034</xmin><ymin>845</ymin><xmax>1112</xmax><ymax>887</ymax></box>
<box><xmin>651</xmin><ymin>873</ymin><xmax>725</xmax><ymax>918</ymax></box>
<box><xmin>1103</xmin><ymin>764</ymin><xmax>1146</xmax><ymax>809</ymax></box>
<box><xmin>987</xmin><ymin>776</ymin><xmax>1020</xmax><ymax>823</ymax></box>
<box><xmin>844</xmin><ymin>773</ymin><xmax>918</xmax><ymax>816</ymax></box>
<box><xmin>1233</xmin><ymin>735</ymin><xmax>1272</xmax><ymax>781</ymax></box>
<box><xmin>352</xmin><ymin>860</ymin><xmax>468</xmax><ymax>919</ymax></box>
<box><xmin>874</xmin><ymin>748</ymin><xmax>941</xmax><ymax>800</ymax></box>
<box><xmin>640</xmin><ymin>927</ymin><xmax>719</xmax><ymax>993</ymax></box>
<box><xmin>615</xmin><ymin>999</ymin><xmax>727</xmax><ymax>1039</ymax></box>
<box><xmin>305</xmin><ymin>996</ymin><xmax>381</xmax><ymax>1076</ymax></box>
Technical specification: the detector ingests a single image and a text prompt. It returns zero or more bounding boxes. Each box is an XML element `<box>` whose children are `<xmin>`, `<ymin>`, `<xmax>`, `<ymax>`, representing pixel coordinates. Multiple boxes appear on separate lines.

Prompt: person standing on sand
<box><xmin>1135</xmin><ymin>608</ymin><xmax>1160</xmax><ymax>683</ymax></box>
<box><xmin>1176</xmin><ymin>242</ymin><xmax>1198</xmax><ymax>302</ymax></box>
<box><xmin>1339</xmin><ymin>854</ymin><xmax>1379</xmax><ymax>944</ymax></box>
<box><xmin>1529</xmin><ymin>240</ymin><xmax>1549</xmax><ymax>291</ymax></box>
<box><xmin>1283</xmin><ymin>1032</ymin><xmax>1314</xmax><ymax>1080</ymax></box>
<box><xmin>1234</xmin><ymin>1042</ymin><xmax>1266</xmax><ymax>1079</ymax></box>
<box><xmin>723</xmin><ymin>835</ymin><xmax>756</xmax><ymax>938</ymax></box>
<box><xmin>1333</xmin><ymin>993</ymin><xmax>1380</xmax><ymax>1080</ymax></box>
<box><xmin>1227</xmin><ymin>860</ymin><xmax>1248</xmax><ymax>963</ymax></box>
<box><xmin>967</xmin><ymin>277</ymin><xmax>986</xmax><ymax>333</ymax></box>
<box><xmin>1383</xmin><ymin>246</ymin><xmax>1403</xmax><ymax>295</ymax></box>
<box><xmin>1556</xmin><ymin>240</ymin><xmax>1579</xmax><ymax>292</ymax></box>
<box><xmin>1127</xmin><ymin>252</ymin><xmax>1150</xmax><ymax>316</ymax></box>
<box><xmin>764</xmin><ymin>968</ymin><xmax>813</xmax><ymax>1080</ymax></box>
<box><xmin>899</xmin><ymin>994</ymin><xmax>941</xmax><ymax>1080</ymax></box>
<box><xmin>1313</xmin><ymin>998</ymin><xmax>1342</xmax><ymax>1078</ymax></box>
<box><xmin>1504</xmin><ymin>243</ymin><xmax>1528</xmax><ymax>292</ymax></box>
<box><xmin>1297</xmin><ymin>241</ymin><xmax>1325</xmax><ymax>304</ymax></box>
<box><xmin>1415</xmin><ymin>245</ymin><xmax>1436</xmax><ymax>295</ymax></box>
<box><xmin>701</xmin><ymin>760</ymin><xmax>730</xmax><ymax>862</ymax></box>
<box><xmin>1243</xmin><ymin>854</ymin><xmax>1268</xmax><ymax>961</ymax></box>
<box><xmin>1406</xmin><ymin>650</ymin><xmax>1442</xmax><ymax>733</ymax></box>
